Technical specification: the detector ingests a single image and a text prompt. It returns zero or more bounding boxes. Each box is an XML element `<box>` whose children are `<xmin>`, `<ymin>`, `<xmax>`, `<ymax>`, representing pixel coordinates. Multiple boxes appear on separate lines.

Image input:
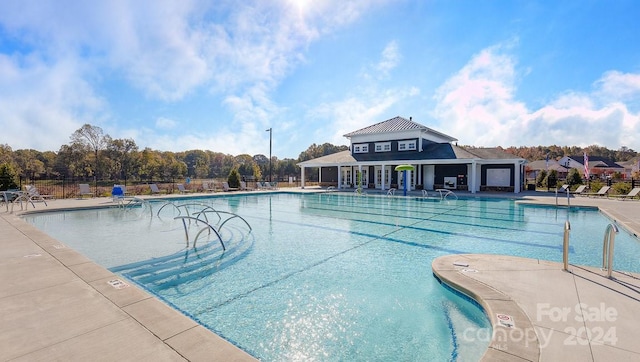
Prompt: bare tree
<box><xmin>70</xmin><ymin>124</ymin><xmax>109</xmax><ymax>195</ymax></box>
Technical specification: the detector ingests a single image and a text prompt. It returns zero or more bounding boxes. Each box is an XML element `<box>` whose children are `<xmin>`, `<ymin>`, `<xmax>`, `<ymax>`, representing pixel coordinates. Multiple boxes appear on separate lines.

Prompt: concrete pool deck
<box><xmin>1</xmin><ymin>189</ymin><xmax>639</xmax><ymax>361</ymax></box>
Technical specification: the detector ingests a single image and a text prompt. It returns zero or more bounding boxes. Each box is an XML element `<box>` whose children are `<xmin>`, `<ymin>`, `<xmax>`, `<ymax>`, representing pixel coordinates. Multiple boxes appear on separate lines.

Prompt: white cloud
<box><xmin>0</xmin><ymin>53</ymin><xmax>105</xmax><ymax>151</ymax></box>
<box><xmin>307</xmin><ymin>86</ymin><xmax>421</xmax><ymax>147</ymax></box>
<box><xmin>432</xmin><ymin>45</ymin><xmax>640</xmax><ymax>150</ymax></box>
<box><xmin>155</xmin><ymin>117</ymin><xmax>178</xmax><ymax>130</ymax></box>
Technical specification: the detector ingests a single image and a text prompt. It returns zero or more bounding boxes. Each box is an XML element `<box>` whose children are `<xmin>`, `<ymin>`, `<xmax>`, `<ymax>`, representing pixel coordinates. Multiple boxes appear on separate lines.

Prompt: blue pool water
<box><xmin>24</xmin><ymin>193</ymin><xmax>640</xmax><ymax>361</ymax></box>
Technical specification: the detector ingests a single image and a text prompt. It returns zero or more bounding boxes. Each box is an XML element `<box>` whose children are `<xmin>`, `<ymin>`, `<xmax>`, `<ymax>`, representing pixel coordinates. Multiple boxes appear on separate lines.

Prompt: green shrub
<box><xmin>536</xmin><ymin>170</ymin><xmax>547</xmax><ymax>187</ymax></box>
<box><xmin>0</xmin><ymin>163</ymin><xmax>19</xmax><ymax>190</ymax></box>
<box><xmin>566</xmin><ymin>168</ymin><xmax>583</xmax><ymax>186</ymax></box>
<box><xmin>589</xmin><ymin>180</ymin><xmax>604</xmax><ymax>193</ymax></box>
<box><xmin>612</xmin><ymin>182</ymin><xmax>631</xmax><ymax>196</ymax></box>
<box><xmin>227</xmin><ymin>168</ymin><xmax>240</xmax><ymax>188</ymax></box>
<box><xmin>545</xmin><ymin>170</ymin><xmax>558</xmax><ymax>189</ymax></box>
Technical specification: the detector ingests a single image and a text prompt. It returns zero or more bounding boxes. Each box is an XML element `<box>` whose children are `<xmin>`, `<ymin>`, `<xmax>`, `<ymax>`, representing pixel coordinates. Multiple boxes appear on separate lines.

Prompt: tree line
<box><xmin>0</xmin><ymin>124</ymin><xmax>348</xmax><ymax>188</ymax></box>
<box><xmin>501</xmin><ymin>145</ymin><xmax>638</xmax><ymax>162</ymax></box>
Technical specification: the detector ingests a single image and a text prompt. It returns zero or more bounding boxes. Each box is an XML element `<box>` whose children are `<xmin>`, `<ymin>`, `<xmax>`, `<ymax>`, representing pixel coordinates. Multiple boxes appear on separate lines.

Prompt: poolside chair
<box><xmin>584</xmin><ymin>186</ymin><xmax>611</xmax><ymax>198</ymax></box>
<box><xmin>202</xmin><ymin>181</ymin><xmax>216</xmax><ymax>192</ymax></box>
<box><xmin>240</xmin><ymin>181</ymin><xmax>254</xmax><ymax>191</ymax></box>
<box><xmin>78</xmin><ymin>183</ymin><xmax>93</xmax><ymax>198</ymax></box>
<box><xmin>177</xmin><ymin>183</ymin><xmax>192</xmax><ymax>194</ymax></box>
<box><xmin>609</xmin><ymin>187</ymin><xmax>640</xmax><ymax>200</ymax></box>
<box><xmin>571</xmin><ymin>185</ymin><xmax>588</xmax><ymax>196</ymax></box>
<box><xmin>149</xmin><ymin>183</ymin><xmax>166</xmax><ymax>195</ymax></box>
<box><xmin>222</xmin><ymin>182</ymin><xmax>238</xmax><ymax>192</ymax></box>
<box><xmin>111</xmin><ymin>184</ymin><xmax>125</xmax><ymax>202</ymax></box>
<box><xmin>25</xmin><ymin>185</ymin><xmax>54</xmax><ymax>201</ymax></box>
<box><xmin>558</xmin><ymin>184</ymin><xmax>570</xmax><ymax>193</ymax></box>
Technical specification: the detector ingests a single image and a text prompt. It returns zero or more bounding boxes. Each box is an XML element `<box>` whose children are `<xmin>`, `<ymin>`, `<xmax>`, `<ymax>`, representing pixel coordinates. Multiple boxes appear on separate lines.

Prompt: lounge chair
<box><xmin>202</xmin><ymin>181</ymin><xmax>216</xmax><ymax>192</ymax></box>
<box><xmin>240</xmin><ymin>181</ymin><xmax>254</xmax><ymax>191</ymax></box>
<box><xmin>78</xmin><ymin>183</ymin><xmax>93</xmax><ymax>198</ymax></box>
<box><xmin>177</xmin><ymin>183</ymin><xmax>192</xmax><ymax>194</ymax></box>
<box><xmin>25</xmin><ymin>185</ymin><xmax>54</xmax><ymax>201</ymax></box>
<box><xmin>558</xmin><ymin>184</ymin><xmax>569</xmax><ymax>193</ymax></box>
<box><xmin>149</xmin><ymin>183</ymin><xmax>165</xmax><ymax>195</ymax></box>
<box><xmin>571</xmin><ymin>185</ymin><xmax>588</xmax><ymax>195</ymax></box>
<box><xmin>583</xmin><ymin>186</ymin><xmax>611</xmax><ymax>198</ymax></box>
<box><xmin>222</xmin><ymin>182</ymin><xmax>238</xmax><ymax>192</ymax></box>
<box><xmin>609</xmin><ymin>187</ymin><xmax>640</xmax><ymax>200</ymax></box>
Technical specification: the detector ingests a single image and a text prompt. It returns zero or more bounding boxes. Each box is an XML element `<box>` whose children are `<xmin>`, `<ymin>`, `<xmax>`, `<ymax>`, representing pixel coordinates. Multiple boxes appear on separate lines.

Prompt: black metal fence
<box><xmin>1</xmin><ymin>175</ymin><xmax>302</xmax><ymax>199</ymax></box>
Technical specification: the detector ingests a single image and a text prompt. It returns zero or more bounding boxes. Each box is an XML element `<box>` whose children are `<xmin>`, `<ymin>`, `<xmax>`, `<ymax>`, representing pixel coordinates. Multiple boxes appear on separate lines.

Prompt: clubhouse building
<box><xmin>298</xmin><ymin>116</ymin><xmax>526</xmax><ymax>193</ymax></box>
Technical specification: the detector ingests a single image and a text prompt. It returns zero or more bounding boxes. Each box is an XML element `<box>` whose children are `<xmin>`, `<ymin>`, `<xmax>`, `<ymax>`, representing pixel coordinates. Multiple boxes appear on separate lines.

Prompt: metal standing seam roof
<box><xmin>343</xmin><ymin>116</ymin><xmax>457</xmax><ymax>142</ymax></box>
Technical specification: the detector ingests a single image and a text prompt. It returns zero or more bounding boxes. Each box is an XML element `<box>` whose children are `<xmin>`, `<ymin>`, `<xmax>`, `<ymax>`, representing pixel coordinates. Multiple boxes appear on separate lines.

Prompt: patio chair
<box><xmin>571</xmin><ymin>185</ymin><xmax>588</xmax><ymax>195</ymax></box>
<box><xmin>240</xmin><ymin>181</ymin><xmax>254</xmax><ymax>191</ymax></box>
<box><xmin>177</xmin><ymin>183</ymin><xmax>192</xmax><ymax>194</ymax></box>
<box><xmin>583</xmin><ymin>186</ymin><xmax>611</xmax><ymax>198</ymax></box>
<box><xmin>78</xmin><ymin>183</ymin><xmax>93</xmax><ymax>198</ymax></box>
<box><xmin>202</xmin><ymin>181</ymin><xmax>216</xmax><ymax>192</ymax></box>
<box><xmin>609</xmin><ymin>187</ymin><xmax>640</xmax><ymax>200</ymax></box>
<box><xmin>222</xmin><ymin>182</ymin><xmax>238</xmax><ymax>192</ymax></box>
<box><xmin>25</xmin><ymin>185</ymin><xmax>54</xmax><ymax>201</ymax></box>
<box><xmin>149</xmin><ymin>183</ymin><xmax>166</xmax><ymax>195</ymax></box>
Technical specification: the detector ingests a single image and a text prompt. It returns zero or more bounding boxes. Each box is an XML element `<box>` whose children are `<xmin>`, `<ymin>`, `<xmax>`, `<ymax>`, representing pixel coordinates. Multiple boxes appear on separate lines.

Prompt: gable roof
<box><xmin>343</xmin><ymin>116</ymin><xmax>457</xmax><ymax>142</ymax></box>
<box><xmin>567</xmin><ymin>155</ymin><xmax>623</xmax><ymax>169</ymax></box>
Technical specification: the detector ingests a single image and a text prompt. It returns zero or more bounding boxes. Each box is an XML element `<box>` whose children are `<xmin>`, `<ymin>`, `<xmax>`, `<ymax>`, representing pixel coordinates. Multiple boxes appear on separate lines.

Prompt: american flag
<box><xmin>583</xmin><ymin>152</ymin><xmax>590</xmax><ymax>179</ymax></box>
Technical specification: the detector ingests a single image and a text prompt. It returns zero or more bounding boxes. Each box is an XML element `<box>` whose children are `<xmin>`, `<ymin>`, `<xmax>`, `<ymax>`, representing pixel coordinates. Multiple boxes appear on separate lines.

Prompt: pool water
<box><xmin>24</xmin><ymin>193</ymin><xmax>640</xmax><ymax>361</ymax></box>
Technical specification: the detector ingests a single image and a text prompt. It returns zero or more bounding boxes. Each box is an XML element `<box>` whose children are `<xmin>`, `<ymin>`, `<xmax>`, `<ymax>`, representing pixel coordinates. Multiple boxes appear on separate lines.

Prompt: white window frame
<box><xmin>353</xmin><ymin>143</ymin><xmax>369</xmax><ymax>153</ymax></box>
<box><xmin>375</xmin><ymin>142</ymin><xmax>391</xmax><ymax>152</ymax></box>
<box><xmin>398</xmin><ymin>140</ymin><xmax>416</xmax><ymax>151</ymax></box>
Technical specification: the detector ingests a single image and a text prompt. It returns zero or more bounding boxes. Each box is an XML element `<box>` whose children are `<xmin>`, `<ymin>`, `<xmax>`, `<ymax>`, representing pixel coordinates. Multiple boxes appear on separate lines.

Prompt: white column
<box><xmin>470</xmin><ymin>161</ymin><xmax>477</xmax><ymax>194</ymax></box>
<box><xmin>318</xmin><ymin>167</ymin><xmax>322</xmax><ymax>185</ymax></box>
<box><xmin>337</xmin><ymin>165</ymin><xmax>342</xmax><ymax>190</ymax></box>
<box><xmin>381</xmin><ymin>164</ymin><xmax>386</xmax><ymax>191</ymax></box>
<box><xmin>301</xmin><ymin>167</ymin><xmax>306</xmax><ymax>188</ymax></box>
<box><xmin>514</xmin><ymin>161</ymin><xmax>521</xmax><ymax>193</ymax></box>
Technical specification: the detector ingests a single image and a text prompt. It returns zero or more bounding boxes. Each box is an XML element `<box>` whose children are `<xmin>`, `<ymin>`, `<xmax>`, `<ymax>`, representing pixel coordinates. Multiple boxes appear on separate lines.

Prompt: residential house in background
<box><xmin>298</xmin><ymin>116</ymin><xmax>526</xmax><ymax>193</ymax></box>
<box><xmin>557</xmin><ymin>155</ymin><xmax>625</xmax><ymax>179</ymax></box>
<box><xmin>525</xmin><ymin>160</ymin><xmax>569</xmax><ymax>181</ymax></box>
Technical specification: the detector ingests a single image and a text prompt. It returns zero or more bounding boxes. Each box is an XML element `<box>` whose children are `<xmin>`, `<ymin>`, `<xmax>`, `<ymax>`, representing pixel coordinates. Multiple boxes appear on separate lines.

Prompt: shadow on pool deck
<box><xmin>2</xmin><ymin>189</ymin><xmax>640</xmax><ymax>361</ymax></box>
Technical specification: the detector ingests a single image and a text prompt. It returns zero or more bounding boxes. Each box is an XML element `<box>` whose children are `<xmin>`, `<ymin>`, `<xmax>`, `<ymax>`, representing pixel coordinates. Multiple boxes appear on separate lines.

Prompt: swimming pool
<box><xmin>24</xmin><ymin>193</ymin><xmax>640</xmax><ymax>361</ymax></box>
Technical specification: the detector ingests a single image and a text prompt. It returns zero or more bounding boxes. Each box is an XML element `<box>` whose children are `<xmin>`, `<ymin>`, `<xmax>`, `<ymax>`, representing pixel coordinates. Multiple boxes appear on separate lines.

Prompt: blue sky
<box><xmin>1</xmin><ymin>0</ymin><xmax>639</xmax><ymax>159</ymax></box>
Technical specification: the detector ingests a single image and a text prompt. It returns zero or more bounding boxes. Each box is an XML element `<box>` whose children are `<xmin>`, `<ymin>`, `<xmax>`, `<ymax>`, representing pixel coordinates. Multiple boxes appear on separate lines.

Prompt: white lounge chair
<box><xmin>78</xmin><ymin>183</ymin><xmax>93</xmax><ymax>198</ymax></box>
<box><xmin>571</xmin><ymin>185</ymin><xmax>588</xmax><ymax>195</ymax></box>
<box><xmin>583</xmin><ymin>186</ymin><xmax>610</xmax><ymax>198</ymax></box>
<box><xmin>609</xmin><ymin>187</ymin><xmax>640</xmax><ymax>200</ymax></box>
<box><xmin>25</xmin><ymin>185</ymin><xmax>54</xmax><ymax>202</ymax></box>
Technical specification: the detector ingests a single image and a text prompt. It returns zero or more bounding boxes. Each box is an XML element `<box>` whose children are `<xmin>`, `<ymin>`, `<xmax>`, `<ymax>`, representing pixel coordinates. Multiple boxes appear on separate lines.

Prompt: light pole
<box><xmin>266</xmin><ymin>128</ymin><xmax>272</xmax><ymax>182</ymax></box>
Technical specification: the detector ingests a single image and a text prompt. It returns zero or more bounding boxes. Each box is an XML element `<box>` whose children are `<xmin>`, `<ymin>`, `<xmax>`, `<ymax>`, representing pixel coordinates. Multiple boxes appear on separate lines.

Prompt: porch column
<box><xmin>417</xmin><ymin>164</ymin><xmax>422</xmax><ymax>187</ymax></box>
<box><xmin>381</xmin><ymin>164</ymin><xmax>386</xmax><ymax>191</ymax></box>
<box><xmin>301</xmin><ymin>166</ymin><xmax>306</xmax><ymax>188</ymax></box>
<box><xmin>514</xmin><ymin>161</ymin><xmax>521</xmax><ymax>193</ymax></box>
<box><xmin>358</xmin><ymin>164</ymin><xmax>362</xmax><ymax>188</ymax></box>
<box><xmin>470</xmin><ymin>161</ymin><xmax>477</xmax><ymax>194</ymax></box>
<box><xmin>337</xmin><ymin>164</ymin><xmax>342</xmax><ymax>190</ymax></box>
<box><xmin>318</xmin><ymin>167</ymin><xmax>322</xmax><ymax>185</ymax></box>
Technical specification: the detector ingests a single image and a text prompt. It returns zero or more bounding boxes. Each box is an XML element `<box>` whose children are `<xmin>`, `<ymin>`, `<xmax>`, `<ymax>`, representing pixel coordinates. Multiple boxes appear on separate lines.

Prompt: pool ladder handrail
<box><xmin>174</xmin><ymin>216</ymin><xmax>225</xmax><ymax>250</ymax></box>
<box><xmin>562</xmin><ymin>220</ymin><xmax>571</xmax><ymax>271</ymax></box>
<box><xmin>601</xmin><ymin>223</ymin><xmax>619</xmax><ymax>279</ymax></box>
<box><xmin>435</xmin><ymin>189</ymin><xmax>458</xmax><ymax>201</ymax></box>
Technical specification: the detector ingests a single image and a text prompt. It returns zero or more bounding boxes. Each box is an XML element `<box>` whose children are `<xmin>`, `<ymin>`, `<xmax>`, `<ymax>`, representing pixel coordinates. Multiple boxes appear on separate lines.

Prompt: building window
<box><xmin>353</xmin><ymin>144</ymin><xmax>369</xmax><ymax>153</ymax></box>
<box><xmin>398</xmin><ymin>140</ymin><xmax>416</xmax><ymax>151</ymax></box>
<box><xmin>375</xmin><ymin>142</ymin><xmax>391</xmax><ymax>152</ymax></box>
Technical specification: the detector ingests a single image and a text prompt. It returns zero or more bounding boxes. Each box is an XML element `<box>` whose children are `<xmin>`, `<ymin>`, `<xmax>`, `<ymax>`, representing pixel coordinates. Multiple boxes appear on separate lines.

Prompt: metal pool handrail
<box><xmin>174</xmin><ymin>216</ymin><xmax>225</xmax><ymax>250</ymax></box>
<box><xmin>602</xmin><ymin>223</ymin><xmax>619</xmax><ymax>279</ymax></box>
<box><xmin>562</xmin><ymin>220</ymin><xmax>571</xmax><ymax>271</ymax></box>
